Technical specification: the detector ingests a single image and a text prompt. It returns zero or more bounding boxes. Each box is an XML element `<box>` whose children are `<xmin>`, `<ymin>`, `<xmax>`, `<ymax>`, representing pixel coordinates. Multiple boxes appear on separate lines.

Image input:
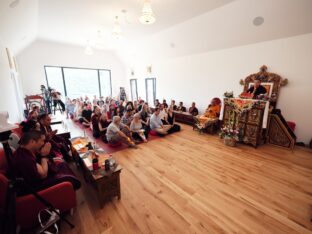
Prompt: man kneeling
<box><xmin>106</xmin><ymin>116</ymin><xmax>137</xmax><ymax>148</ymax></box>
<box><xmin>150</xmin><ymin>108</ymin><xmax>172</xmax><ymax>135</ymax></box>
<box><xmin>12</xmin><ymin>131</ymin><xmax>81</xmax><ymax>195</ymax></box>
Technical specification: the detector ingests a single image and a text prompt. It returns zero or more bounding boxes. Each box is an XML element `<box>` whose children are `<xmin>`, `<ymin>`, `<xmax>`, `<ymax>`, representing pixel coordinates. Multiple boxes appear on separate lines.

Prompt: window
<box><xmin>145</xmin><ymin>78</ymin><xmax>156</xmax><ymax>106</ymax></box>
<box><xmin>44</xmin><ymin>66</ymin><xmax>112</xmax><ymax>99</ymax></box>
<box><xmin>44</xmin><ymin>67</ymin><xmax>66</xmax><ymax>97</ymax></box>
<box><xmin>130</xmin><ymin>79</ymin><xmax>138</xmax><ymax>101</ymax></box>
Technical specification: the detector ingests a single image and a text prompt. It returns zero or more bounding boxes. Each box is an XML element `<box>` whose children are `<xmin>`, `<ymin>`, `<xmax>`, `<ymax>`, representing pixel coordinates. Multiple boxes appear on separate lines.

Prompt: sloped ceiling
<box><xmin>118</xmin><ymin>0</ymin><xmax>312</xmax><ymax>63</ymax></box>
<box><xmin>1</xmin><ymin>0</ymin><xmax>312</xmax><ymax>58</ymax></box>
<box><xmin>0</xmin><ymin>0</ymin><xmax>38</xmax><ymax>53</ymax></box>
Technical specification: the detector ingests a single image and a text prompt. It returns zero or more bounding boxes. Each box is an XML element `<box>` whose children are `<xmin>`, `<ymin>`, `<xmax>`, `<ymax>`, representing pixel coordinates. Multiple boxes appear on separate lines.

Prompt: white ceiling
<box><xmin>0</xmin><ymin>0</ymin><xmax>312</xmax><ymax>58</ymax></box>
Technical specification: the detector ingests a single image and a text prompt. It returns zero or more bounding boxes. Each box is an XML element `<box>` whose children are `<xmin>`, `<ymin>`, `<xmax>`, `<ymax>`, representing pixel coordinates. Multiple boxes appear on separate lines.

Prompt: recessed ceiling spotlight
<box><xmin>9</xmin><ymin>0</ymin><xmax>20</xmax><ymax>8</ymax></box>
<box><xmin>253</xmin><ymin>16</ymin><xmax>264</xmax><ymax>26</ymax></box>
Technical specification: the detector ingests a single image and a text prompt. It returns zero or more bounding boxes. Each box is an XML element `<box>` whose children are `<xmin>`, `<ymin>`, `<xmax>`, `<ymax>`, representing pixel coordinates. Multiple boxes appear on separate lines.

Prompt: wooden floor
<box><xmin>62</xmin><ymin>122</ymin><xmax>312</xmax><ymax>234</ymax></box>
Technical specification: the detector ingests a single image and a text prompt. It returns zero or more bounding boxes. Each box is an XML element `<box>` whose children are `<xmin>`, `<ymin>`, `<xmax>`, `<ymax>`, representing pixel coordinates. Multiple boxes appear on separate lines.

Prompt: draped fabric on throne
<box><xmin>224</xmin><ymin>98</ymin><xmax>257</xmax><ymax>114</ymax></box>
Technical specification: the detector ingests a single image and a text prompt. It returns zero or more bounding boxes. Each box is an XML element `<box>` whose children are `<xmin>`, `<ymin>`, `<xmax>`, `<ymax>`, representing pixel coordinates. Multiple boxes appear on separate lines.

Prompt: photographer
<box><xmin>40</xmin><ymin>85</ymin><xmax>52</xmax><ymax>114</ymax></box>
<box><xmin>50</xmin><ymin>88</ymin><xmax>66</xmax><ymax>112</ymax></box>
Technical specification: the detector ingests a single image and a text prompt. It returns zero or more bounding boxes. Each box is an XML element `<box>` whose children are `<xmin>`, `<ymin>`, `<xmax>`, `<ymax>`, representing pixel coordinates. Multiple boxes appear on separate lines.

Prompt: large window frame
<box><xmin>130</xmin><ymin>79</ymin><xmax>138</xmax><ymax>101</ymax></box>
<box><xmin>145</xmin><ymin>78</ymin><xmax>156</xmax><ymax>106</ymax></box>
<box><xmin>44</xmin><ymin>65</ymin><xmax>112</xmax><ymax>98</ymax></box>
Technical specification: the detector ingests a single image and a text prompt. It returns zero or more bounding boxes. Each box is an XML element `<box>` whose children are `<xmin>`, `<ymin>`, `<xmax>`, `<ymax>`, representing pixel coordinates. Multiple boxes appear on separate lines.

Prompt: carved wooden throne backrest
<box><xmin>240</xmin><ymin>65</ymin><xmax>288</xmax><ymax>105</ymax></box>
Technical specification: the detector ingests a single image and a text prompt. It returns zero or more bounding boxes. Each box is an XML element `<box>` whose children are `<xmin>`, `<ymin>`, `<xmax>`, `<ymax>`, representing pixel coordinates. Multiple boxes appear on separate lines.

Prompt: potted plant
<box><xmin>219</xmin><ymin>126</ymin><xmax>240</xmax><ymax>147</ymax></box>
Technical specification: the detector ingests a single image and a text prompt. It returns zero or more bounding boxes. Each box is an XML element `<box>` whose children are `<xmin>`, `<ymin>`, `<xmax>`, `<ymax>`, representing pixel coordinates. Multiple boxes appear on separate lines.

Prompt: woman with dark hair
<box><xmin>91</xmin><ymin>106</ymin><xmax>101</xmax><ymax>138</ymax></box>
<box><xmin>166</xmin><ymin>105</ymin><xmax>181</xmax><ymax>133</ymax></box>
<box><xmin>125</xmin><ymin>101</ymin><xmax>134</xmax><ymax>112</ymax></box>
<box><xmin>98</xmin><ymin>113</ymin><xmax>111</xmax><ymax>143</ymax></box>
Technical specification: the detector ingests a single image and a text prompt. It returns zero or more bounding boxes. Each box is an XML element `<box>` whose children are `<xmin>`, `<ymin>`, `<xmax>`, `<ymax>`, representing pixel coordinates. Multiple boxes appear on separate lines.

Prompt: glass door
<box><xmin>145</xmin><ymin>78</ymin><xmax>156</xmax><ymax>106</ymax></box>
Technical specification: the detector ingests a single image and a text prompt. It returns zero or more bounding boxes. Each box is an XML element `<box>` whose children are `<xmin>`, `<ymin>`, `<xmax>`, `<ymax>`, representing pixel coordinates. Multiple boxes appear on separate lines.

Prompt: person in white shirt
<box><xmin>150</xmin><ymin>108</ymin><xmax>172</xmax><ymax>135</ymax></box>
<box><xmin>106</xmin><ymin>116</ymin><xmax>137</xmax><ymax>148</ymax></box>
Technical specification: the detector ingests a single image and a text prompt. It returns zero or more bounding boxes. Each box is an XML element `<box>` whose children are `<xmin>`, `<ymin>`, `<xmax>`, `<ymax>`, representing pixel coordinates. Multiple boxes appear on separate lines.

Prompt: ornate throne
<box><xmin>238</xmin><ymin>65</ymin><xmax>296</xmax><ymax>149</ymax></box>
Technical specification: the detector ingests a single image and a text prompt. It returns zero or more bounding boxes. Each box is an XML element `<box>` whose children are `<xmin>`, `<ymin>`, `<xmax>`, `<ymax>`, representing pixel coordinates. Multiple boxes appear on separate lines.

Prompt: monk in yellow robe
<box><xmin>196</xmin><ymin>98</ymin><xmax>221</xmax><ymax>129</ymax></box>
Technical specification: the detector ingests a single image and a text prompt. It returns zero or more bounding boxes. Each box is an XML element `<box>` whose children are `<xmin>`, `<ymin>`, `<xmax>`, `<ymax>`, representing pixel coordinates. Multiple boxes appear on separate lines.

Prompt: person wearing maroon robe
<box><xmin>12</xmin><ymin>131</ymin><xmax>80</xmax><ymax>195</ymax></box>
<box><xmin>38</xmin><ymin>114</ymin><xmax>71</xmax><ymax>161</ymax></box>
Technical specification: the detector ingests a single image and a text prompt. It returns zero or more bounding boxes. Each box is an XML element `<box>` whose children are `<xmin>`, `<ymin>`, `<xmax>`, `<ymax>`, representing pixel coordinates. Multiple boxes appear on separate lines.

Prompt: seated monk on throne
<box><xmin>195</xmin><ymin>98</ymin><xmax>221</xmax><ymax>129</ymax></box>
<box><xmin>246</xmin><ymin>78</ymin><xmax>267</xmax><ymax>99</ymax></box>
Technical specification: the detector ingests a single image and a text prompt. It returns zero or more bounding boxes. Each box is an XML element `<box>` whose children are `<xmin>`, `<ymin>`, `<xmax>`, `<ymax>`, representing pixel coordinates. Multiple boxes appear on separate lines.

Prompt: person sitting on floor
<box><xmin>166</xmin><ymin>105</ymin><xmax>181</xmax><ymax>133</ymax></box>
<box><xmin>79</xmin><ymin>103</ymin><xmax>92</xmax><ymax>127</ymax></box>
<box><xmin>140</xmin><ymin>103</ymin><xmax>151</xmax><ymax>124</ymax></box>
<box><xmin>189</xmin><ymin>102</ymin><xmax>199</xmax><ymax>116</ymax></box>
<box><xmin>130</xmin><ymin>113</ymin><xmax>148</xmax><ymax>143</ymax></box>
<box><xmin>106</xmin><ymin>116</ymin><xmax>137</xmax><ymax>148</ymax></box>
<box><xmin>195</xmin><ymin>98</ymin><xmax>221</xmax><ymax>129</ymax></box>
<box><xmin>133</xmin><ymin>101</ymin><xmax>139</xmax><ymax>113</ymax></box>
<box><xmin>162</xmin><ymin>99</ymin><xmax>168</xmax><ymax>108</ymax></box>
<box><xmin>150</xmin><ymin>108</ymin><xmax>172</xmax><ymax>135</ymax></box>
<box><xmin>159</xmin><ymin>104</ymin><xmax>168</xmax><ymax>124</ymax></box>
<box><xmin>98</xmin><ymin>112</ymin><xmax>111</xmax><ymax>143</ymax></box>
<box><xmin>91</xmin><ymin>106</ymin><xmax>102</xmax><ymax>138</ymax></box>
<box><xmin>65</xmin><ymin>98</ymin><xmax>76</xmax><ymax>119</ymax></box>
<box><xmin>12</xmin><ymin>130</ymin><xmax>81</xmax><ymax>195</ymax></box>
<box><xmin>170</xmin><ymin>100</ymin><xmax>177</xmax><ymax>111</ymax></box>
<box><xmin>154</xmin><ymin>99</ymin><xmax>160</xmax><ymax>108</ymax></box>
<box><xmin>121</xmin><ymin>109</ymin><xmax>134</xmax><ymax>126</ymax></box>
<box><xmin>177</xmin><ymin>102</ymin><xmax>186</xmax><ymax>112</ymax></box>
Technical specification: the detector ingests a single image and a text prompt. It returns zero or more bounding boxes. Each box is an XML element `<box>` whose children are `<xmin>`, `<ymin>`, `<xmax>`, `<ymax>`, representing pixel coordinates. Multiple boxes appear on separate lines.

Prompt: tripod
<box><xmin>0</xmin><ymin>130</ymin><xmax>75</xmax><ymax>234</ymax></box>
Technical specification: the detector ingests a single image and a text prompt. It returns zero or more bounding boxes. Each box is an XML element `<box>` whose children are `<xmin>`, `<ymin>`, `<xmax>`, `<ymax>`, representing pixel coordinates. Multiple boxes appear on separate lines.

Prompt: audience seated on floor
<box><xmin>130</xmin><ymin>113</ymin><xmax>148</xmax><ymax>142</ymax></box>
<box><xmin>189</xmin><ymin>102</ymin><xmax>199</xmax><ymax>116</ymax></box>
<box><xmin>177</xmin><ymin>102</ymin><xmax>186</xmax><ymax>112</ymax></box>
<box><xmin>12</xmin><ymin>130</ymin><xmax>81</xmax><ymax>195</ymax></box>
<box><xmin>195</xmin><ymin>98</ymin><xmax>221</xmax><ymax>129</ymax></box>
<box><xmin>106</xmin><ymin>116</ymin><xmax>137</xmax><ymax>148</ymax></box>
<box><xmin>150</xmin><ymin>107</ymin><xmax>172</xmax><ymax>135</ymax></box>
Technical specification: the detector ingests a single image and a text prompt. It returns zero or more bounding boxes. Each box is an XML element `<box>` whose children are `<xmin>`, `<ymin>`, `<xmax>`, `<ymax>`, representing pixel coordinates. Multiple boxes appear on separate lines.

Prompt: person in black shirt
<box><xmin>166</xmin><ymin>106</ymin><xmax>181</xmax><ymax>134</ymax></box>
<box><xmin>247</xmin><ymin>79</ymin><xmax>267</xmax><ymax>99</ymax></box>
<box><xmin>79</xmin><ymin>104</ymin><xmax>92</xmax><ymax>127</ymax></box>
<box><xmin>189</xmin><ymin>102</ymin><xmax>199</xmax><ymax>116</ymax></box>
<box><xmin>162</xmin><ymin>99</ymin><xmax>168</xmax><ymax>108</ymax></box>
<box><xmin>170</xmin><ymin>100</ymin><xmax>177</xmax><ymax>110</ymax></box>
<box><xmin>177</xmin><ymin>102</ymin><xmax>186</xmax><ymax>112</ymax></box>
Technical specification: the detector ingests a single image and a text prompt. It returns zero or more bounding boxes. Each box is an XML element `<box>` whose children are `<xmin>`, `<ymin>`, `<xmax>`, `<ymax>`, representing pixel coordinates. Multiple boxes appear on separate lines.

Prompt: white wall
<box><xmin>127</xmin><ymin>33</ymin><xmax>312</xmax><ymax>144</ymax></box>
<box><xmin>17</xmin><ymin>39</ymin><xmax>127</xmax><ymax>98</ymax></box>
<box><xmin>0</xmin><ymin>43</ymin><xmax>21</xmax><ymax>123</ymax></box>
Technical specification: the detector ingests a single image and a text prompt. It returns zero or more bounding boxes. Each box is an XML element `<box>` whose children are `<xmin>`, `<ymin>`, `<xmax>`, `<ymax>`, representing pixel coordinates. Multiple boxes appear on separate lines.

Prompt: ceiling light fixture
<box><xmin>112</xmin><ymin>16</ymin><xmax>122</xmax><ymax>39</ymax></box>
<box><xmin>139</xmin><ymin>0</ymin><xmax>156</xmax><ymax>25</ymax></box>
<box><xmin>84</xmin><ymin>41</ymin><xmax>94</xmax><ymax>55</ymax></box>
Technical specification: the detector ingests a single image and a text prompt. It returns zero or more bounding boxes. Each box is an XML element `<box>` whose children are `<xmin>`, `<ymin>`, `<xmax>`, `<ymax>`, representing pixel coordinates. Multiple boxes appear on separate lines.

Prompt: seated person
<box><xmin>162</xmin><ymin>99</ymin><xmax>168</xmax><ymax>108</ymax></box>
<box><xmin>247</xmin><ymin>78</ymin><xmax>267</xmax><ymax>99</ymax></box>
<box><xmin>121</xmin><ymin>109</ymin><xmax>134</xmax><ymax>126</ymax></box>
<box><xmin>97</xmin><ymin>96</ymin><xmax>105</xmax><ymax>107</ymax></box>
<box><xmin>12</xmin><ymin>130</ymin><xmax>81</xmax><ymax>195</ymax></box>
<box><xmin>177</xmin><ymin>102</ymin><xmax>186</xmax><ymax>112</ymax></box>
<box><xmin>159</xmin><ymin>104</ymin><xmax>168</xmax><ymax>124</ymax></box>
<box><xmin>91</xmin><ymin>106</ymin><xmax>101</xmax><ymax>138</ymax></box>
<box><xmin>189</xmin><ymin>102</ymin><xmax>199</xmax><ymax>116</ymax></box>
<box><xmin>140</xmin><ymin>103</ymin><xmax>151</xmax><ymax>124</ymax></box>
<box><xmin>20</xmin><ymin>119</ymin><xmax>41</xmax><ymax>133</ymax></box>
<box><xmin>38</xmin><ymin>114</ymin><xmax>71</xmax><ymax>161</ymax></box>
<box><xmin>125</xmin><ymin>101</ymin><xmax>134</xmax><ymax>112</ymax></box>
<box><xmin>79</xmin><ymin>103</ymin><xmax>92</xmax><ymax>127</ymax></box>
<box><xmin>27</xmin><ymin>106</ymin><xmax>40</xmax><ymax>121</ymax></box>
<box><xmin>130</xmin><ymin>113</ymin><xmax>148</xmax><ymax>143</ymax></box>
<box><xmin>166</xmin><ymin>105</ymin><xmax>181</xmax><ymax>133</ymax></box>
<box><xmin>170</xmin><ymin>100</ymin><xmax>177</xmax><ymax>110</ymax></box>
<box><xmin>106</xmin><ymin>116</ymin><xmax>137</xmax><ymax>148</ymax></box>
<box><xmin>98</xmin><ymin>112</ymin><xmax>111</xmax><ymax>143</ymax></box>
<box><xmin>150</xmin><ymin>108</ymin><xmax>172</xmax><ymax>135</ymax></box>
<box><xmin>65</xmin><ymin>98</ymin><xmax>76</xmax><ymax>119</ymax></box>
<box><xmin>154</xmin><ymin>99</ymin><xmax>160</xmax><ymax>108</ymax></box>
<box><xmin>195</xmin><ymin>98</ymin><xmax>221</xmax><ymax>129</ymax></box>
<box><xmin>133</xmin><ymin>101</ymin><xmax>139</xmax><ymax>113</ymax></box>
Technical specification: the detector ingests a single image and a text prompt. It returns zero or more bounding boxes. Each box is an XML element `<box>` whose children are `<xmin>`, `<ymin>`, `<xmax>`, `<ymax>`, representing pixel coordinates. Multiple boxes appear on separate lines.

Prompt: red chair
<box><xmin>0</xmin><ymin>148</ymin><xmax>77</xmax><ymax>230</ymax></box>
